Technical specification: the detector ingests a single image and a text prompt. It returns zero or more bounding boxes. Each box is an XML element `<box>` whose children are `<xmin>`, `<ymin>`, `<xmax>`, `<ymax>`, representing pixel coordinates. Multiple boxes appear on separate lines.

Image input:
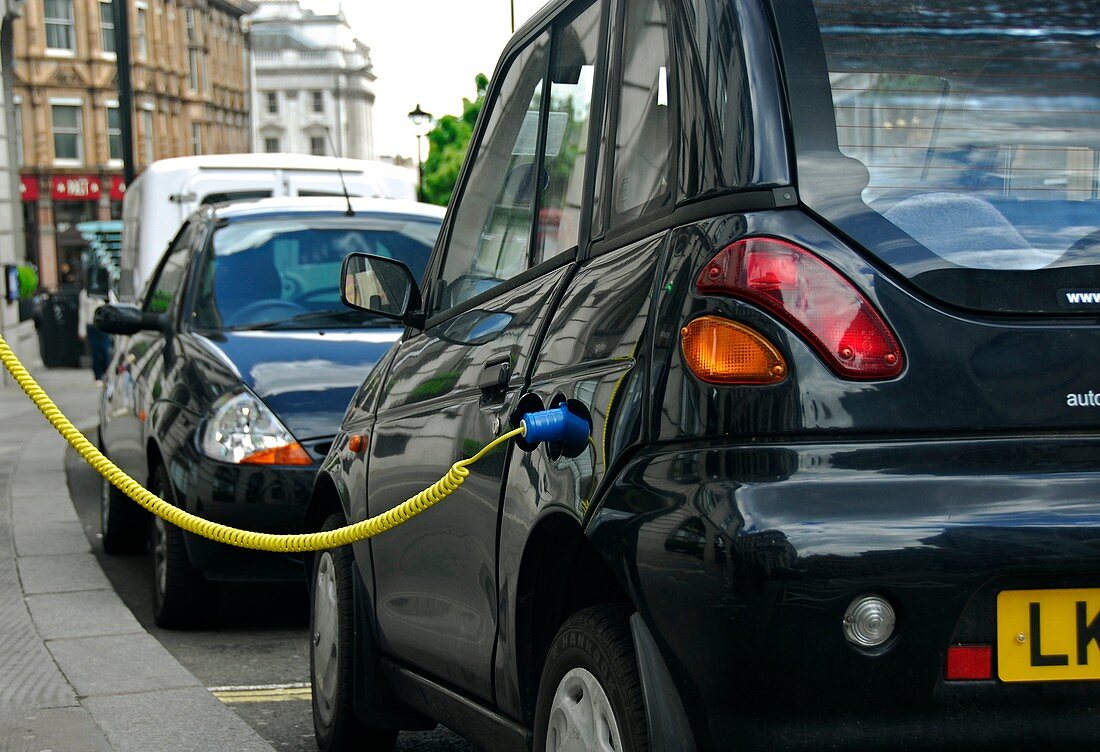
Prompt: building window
<box><xmin>99</xmin><ymin>1</ymin><xmax>116</xmax><ymax>54</ymax></box>
<box><xmin>135</xmin><ymin>5</ymin><xmax>148</xmax><ymax>60</ymax></box>
<box><xmin>14</xmin><ymin>101</ymin><xmax>23</xmax><ymax>166</ymax></box>
<box><xmin>142</xmin><ymin>109</ymin><xmax>154</xmax><ymax>164</ymax></box>
<box><xmin>264</xmin><ymin>137</ymin><xmax>280</xmax><ymax>153</ymax></box>
<box><xmin>192</xmin><ymin>124</ymin><xmax>202</xmax><ymax>156</ymax></box>
<box><xmin>310</xmin><ymin>136</ymin><xmax>325</xmax><ymax>156</ymax></box>
<box><xmin>106</xmin><ymin>105</ymin><xmax>123</xmax><ymax>162</ymax></box>
<box><xmin>188</xmin><ymin>48</ymin><xmax>200</xmax><ymax>90</ymax></box>
<box><xmin>311</xmin><ymin>91</ymin><xmax>324</xmax><ymax>114</ymax></box>
<box><xmin>51</xmin><ymin>103</ymin><xmax>83</xmax><ymax>163</ymax></box>
<box><xmin>185</xmin><ymin>7</ymin><xmax>196</xmax><ymax>43</ymax></box>
<box><xmin>45</xmin><ymin>0</ymin><xmax>76</xmax><ymax>53</ymax></box>
<box><xmin>265</xmin><ymin>92</ymin><xmax>278</xmax><ymax>115</ymax></box>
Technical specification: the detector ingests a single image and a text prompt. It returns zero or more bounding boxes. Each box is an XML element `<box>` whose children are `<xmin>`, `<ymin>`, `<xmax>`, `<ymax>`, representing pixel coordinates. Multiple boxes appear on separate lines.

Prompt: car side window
<box><xmin>536</xmin><ymin>1</ymin><xmax>602</xmax><ymax>260</ymax></box>
<box><xmin>611</xmin><ymin>0</ymin><xmax>672</xmax><ymax>226</ymax></box>
<box><xmin>143</xmin><ymin>221</ymin><xmax>195</xmax><ymax>315</ymax></box>
<box><xmin>437</xmin><ymin>34</ymin><xmax>551</xmax><ymax>312</ymax></box>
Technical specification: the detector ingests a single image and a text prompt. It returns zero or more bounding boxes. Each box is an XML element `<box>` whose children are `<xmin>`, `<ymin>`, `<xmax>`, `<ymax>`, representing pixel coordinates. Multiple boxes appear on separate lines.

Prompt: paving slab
<box><xmin>17</xmin><ymin>554</ymin><xmax>112</xmax><ymax>595</ymax></box>
<box><xmin>25</xmin><ymin>590</ymin><xmax>144</xmax><ymax>641</ymax></box>
<box><xmin>47</xmin><ymin>633</ymin><xmax>202</xmax><ymax>698</ymax></box>
<box><xmin>13</xmin><ymin>520</ymin><xmax>92</xmax><ymax>557</ymax></box>
<box><xmin>0</xmin><ymin>706</ymin><xmax>110</xmax><ymax>752</ymax></box>
<box><xmin>85</xmin><ymin>687</ymin><xmax>276</xmax><ymax>752</ymax></box>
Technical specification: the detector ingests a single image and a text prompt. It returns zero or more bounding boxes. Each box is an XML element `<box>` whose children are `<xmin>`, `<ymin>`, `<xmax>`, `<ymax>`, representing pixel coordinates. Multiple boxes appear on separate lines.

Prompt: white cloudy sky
<box><xmin>312</xmin><ymin>0</ymin><xmax>548</xmax><ymax>159</ymax></box>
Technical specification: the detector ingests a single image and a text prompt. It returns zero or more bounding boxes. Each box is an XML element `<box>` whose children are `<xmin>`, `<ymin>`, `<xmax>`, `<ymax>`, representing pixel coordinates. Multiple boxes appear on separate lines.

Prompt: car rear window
<box><xmin>783</xmin><ymin>0</ymin><xmax>1100</xmax><ymax>313</ymax></box>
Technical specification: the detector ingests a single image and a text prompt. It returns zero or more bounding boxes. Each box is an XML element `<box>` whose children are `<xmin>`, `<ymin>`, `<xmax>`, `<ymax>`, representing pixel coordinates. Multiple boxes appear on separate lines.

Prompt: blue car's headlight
<box><xmin>199</xmin><ymin>390</ymin><xmax>311</xmax><ymax>465</ymax></box>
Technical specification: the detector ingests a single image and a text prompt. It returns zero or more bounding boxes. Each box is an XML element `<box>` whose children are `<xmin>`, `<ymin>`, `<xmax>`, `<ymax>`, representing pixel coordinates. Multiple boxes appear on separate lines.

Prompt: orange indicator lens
<box><xmin>240</xmin><ymin>442</ymin><xmax>313</xmax><ymax>466</ymax></box>
<box><xmin>680</xmin><ymin>316</ymin><xmax>787</xmax><ymax>385</ymax></box>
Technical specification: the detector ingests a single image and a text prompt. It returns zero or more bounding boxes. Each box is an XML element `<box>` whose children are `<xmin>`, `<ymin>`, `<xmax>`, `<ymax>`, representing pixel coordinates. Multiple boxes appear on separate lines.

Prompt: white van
<box><xmin>119</xmin><ymin>153</ymin><xmax>417</xmax><ymax>299</ymax></box>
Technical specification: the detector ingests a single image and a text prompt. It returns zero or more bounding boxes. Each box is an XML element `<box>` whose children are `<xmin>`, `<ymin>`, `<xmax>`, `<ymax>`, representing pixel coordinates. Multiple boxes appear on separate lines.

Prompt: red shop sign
<box><xmin>19</xmin><ymin>176</ymin><xmax>39</xmax><ymax>202</ymax></box>
<box><xmin>109</xmin><ymin>175</ymin><xmax>126</xmax><ymax>201</ymax></box>
<box><xmin>50</xmin><ymin>175</ymin><xmax>102</xmax><ymax>201</ymax></box>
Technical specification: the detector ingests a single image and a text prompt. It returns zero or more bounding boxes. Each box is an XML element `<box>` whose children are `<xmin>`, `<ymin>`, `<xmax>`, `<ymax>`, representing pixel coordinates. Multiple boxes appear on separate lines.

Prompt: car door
<box><xmin>364</xmin><ymin>0</ymin><xmax>606</xmax><ymax>703</ymax></box>
<box><xmin>101</xmin><ymin>219</ymin><xmax>198</xmax><ymax>483</ymax></box>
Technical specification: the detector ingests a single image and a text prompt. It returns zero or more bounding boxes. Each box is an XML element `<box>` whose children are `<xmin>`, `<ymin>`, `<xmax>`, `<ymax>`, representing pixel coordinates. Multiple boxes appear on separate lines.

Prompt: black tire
<box><xmin>100</xmin><ymin>472</ymin><xmax>147</xmax><ymax>554</ymax></box>
<box><xmin>150</xmin><ymin>465</ymin><xmax>216</xmax><ymax>629</ymax></box>
<box><xmin>310</xmin><ymin>513</ymin><xmax>398</xmax><ymax>752</ymax></box>
<box><xmin>534</xmin><ymin>604</ymin><xmax>648</xmax><ymax>752</ymax></box>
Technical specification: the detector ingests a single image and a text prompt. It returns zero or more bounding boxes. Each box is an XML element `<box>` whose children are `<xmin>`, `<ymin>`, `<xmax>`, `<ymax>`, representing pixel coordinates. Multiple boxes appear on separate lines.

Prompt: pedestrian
<box><xmin>59</xmin><ymin>262</ymin><xmax>79</xmax><ymax>290</ymax></box>
<box><xmin>78</xmin><ymin>283</ymin><xmax>113</xmax><ymax>384</ymax></box>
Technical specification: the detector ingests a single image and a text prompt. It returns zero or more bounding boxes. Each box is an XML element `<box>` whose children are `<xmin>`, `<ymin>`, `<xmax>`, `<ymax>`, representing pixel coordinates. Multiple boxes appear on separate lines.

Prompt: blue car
<box><xmin>95</xmin><ymin>197</ymin><xmax>443</xmax><ymax>628</ymax></box>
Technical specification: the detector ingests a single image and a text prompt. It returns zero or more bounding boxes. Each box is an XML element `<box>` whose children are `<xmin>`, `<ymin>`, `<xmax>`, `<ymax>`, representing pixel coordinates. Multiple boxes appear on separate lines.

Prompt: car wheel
<box><xmin>150</xmin><ymin>465</ymin><xmax>216</xmax><ymax>629</ymax></box>
<box><xmin>534</xmin><ymin>605</ymin><xmax>648</xmax><ymax>752</ymax></box>
<box><xmin>311</xmin><ymin>513</ymin><xmax>398</xmax><ymax>752</ymax></box>
<box><xmin>100</xmin><ymin>473</ymin><xmax>147</xmax><ymax>554</ymax></box>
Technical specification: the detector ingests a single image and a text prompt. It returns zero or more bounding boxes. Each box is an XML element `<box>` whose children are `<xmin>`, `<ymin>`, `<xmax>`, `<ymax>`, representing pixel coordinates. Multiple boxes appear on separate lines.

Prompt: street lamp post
<box><xmin>407</xmin><ymin>103</ymin><xmax>432</xmax><ymax>202</ymax></box>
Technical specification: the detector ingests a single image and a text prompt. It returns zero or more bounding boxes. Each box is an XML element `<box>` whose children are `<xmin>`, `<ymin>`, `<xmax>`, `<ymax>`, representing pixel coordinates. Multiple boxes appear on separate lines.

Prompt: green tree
<box><xmin>421</xmin><ymin>74</ymin><xmax>489</xmax><ymax>207</ymax></box>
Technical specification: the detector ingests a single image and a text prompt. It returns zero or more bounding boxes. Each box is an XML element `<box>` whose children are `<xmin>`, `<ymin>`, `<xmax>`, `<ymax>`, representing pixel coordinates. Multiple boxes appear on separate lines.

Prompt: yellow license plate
<box><xmin>997</xmin><ymin>588</ymin><xmax>1100</xmax><ymax>682</ymax></box>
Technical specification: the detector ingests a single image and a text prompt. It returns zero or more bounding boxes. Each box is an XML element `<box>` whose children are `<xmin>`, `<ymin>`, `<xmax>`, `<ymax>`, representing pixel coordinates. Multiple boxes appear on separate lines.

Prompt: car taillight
<box><xmin>681</xmin><ymin>316</ymin><xmax>787</xmax><ymax>385</ymax></box>
<box><xmin>697</xmin><ymin>237</ymin><xmax>903</xmax><ymax>379</ymax></box>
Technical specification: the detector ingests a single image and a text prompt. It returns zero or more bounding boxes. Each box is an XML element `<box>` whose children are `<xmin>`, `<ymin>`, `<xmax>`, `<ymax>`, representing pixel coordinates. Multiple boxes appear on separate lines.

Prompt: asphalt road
<box><xmin>65</xmin><ymin>443</ymin><xmax>479</xmax><ymax>752</ymax></box>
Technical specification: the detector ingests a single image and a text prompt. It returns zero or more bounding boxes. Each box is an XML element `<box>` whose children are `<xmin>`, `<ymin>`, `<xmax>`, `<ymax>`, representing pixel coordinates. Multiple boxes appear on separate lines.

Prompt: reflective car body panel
<box><xmin>493</xmin><ymin>233</ymin><xmax>666</xmax><ymax>718</ymax></box>
<box><xmin>367</xmin><ymin>266</ymin><xmax>573</xmax><ymax>701</ymax></box>
<box><xmin>593</xmin><ymin>437</ymin><xmax>1100</xmax><ymax>748</ymax></box>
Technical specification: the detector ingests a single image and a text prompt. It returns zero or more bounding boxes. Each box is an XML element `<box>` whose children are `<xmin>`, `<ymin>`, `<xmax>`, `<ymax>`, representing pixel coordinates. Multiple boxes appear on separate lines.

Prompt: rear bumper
<box><xmin>168</xmin><ymin>442</ymin><xmax>316</xmax><ymax>582</ymax></box>
<box><xmin>590</xmin><ymin>435</ymin><xmax>1100</xmax><ymax>750</ymax></box>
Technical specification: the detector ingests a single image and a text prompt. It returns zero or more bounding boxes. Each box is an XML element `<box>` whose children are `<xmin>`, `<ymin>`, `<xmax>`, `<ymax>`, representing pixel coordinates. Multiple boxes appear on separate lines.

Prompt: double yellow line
<box><xmin>210</xmin><ymin>682</ymin><xmax>312</xmax><ymax>704</ymax></box>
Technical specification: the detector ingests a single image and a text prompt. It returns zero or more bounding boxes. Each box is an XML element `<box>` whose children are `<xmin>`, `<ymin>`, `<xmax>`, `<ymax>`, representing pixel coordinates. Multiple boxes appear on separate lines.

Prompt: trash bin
<box><xmin>33</xmin><ymin>292</ymin><xmax>83</xmax><ymax>368</ymax></box>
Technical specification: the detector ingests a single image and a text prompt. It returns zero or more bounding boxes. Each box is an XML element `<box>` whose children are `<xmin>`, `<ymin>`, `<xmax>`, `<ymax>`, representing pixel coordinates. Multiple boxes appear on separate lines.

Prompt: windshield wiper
<box><xmin>239</xmin><ymin>309</ymin><xmax>392</xmax><ymax>330</ymax></box>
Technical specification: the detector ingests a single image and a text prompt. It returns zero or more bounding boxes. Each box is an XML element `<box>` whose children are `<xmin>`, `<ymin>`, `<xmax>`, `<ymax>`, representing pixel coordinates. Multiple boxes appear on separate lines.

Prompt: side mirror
<box><xmin>94</xmin><ymin>304</ymin><xmax>169</xmax><ymax>335</ymax></box>
<box><xmin>341</xmin><ymin>253</ymin><xmax>422</xmax><ymax>324</ymax></box>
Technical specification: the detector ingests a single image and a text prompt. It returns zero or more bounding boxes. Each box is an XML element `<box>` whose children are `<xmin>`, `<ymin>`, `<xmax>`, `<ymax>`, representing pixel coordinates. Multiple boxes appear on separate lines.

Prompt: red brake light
<box><xmin>697</xmin><ymin>237</ymin><xmax>903</xmax><ymax>379</ymax></box>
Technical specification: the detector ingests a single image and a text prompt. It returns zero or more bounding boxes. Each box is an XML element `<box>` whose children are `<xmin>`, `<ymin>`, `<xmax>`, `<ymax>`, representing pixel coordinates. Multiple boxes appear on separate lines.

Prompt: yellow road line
<box><xmin>210</xmin><ymin>682</ymin><xmax>312</xmax><ymax>704</ymax></box>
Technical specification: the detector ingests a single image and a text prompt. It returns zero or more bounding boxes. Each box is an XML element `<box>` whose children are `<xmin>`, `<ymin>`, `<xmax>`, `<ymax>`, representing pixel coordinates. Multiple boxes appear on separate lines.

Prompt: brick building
<box><xmin>10</xmin><ymin>0</ymin><xmax>254</xmax><ymax>290</ymax></box>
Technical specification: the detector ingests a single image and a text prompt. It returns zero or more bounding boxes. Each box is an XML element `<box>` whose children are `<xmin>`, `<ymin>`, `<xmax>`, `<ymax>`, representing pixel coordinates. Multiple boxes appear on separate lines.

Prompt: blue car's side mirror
<box><xmin>94</xmin><ymin>304</ymin><xmax>169</xmax><ymax>335</ymax></box>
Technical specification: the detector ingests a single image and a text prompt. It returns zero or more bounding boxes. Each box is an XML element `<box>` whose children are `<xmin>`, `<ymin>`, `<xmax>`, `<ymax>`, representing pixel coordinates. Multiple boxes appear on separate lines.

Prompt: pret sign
<box><xmin>20</xmin><ymin>176</ymin><xmax>39</xmax><ymax>202</ymax></box>
<box><xmin>50</xmin><ymin>175</ymin><xmax>102</xmax><ymax>201</ymax></box>
<box><xmin>109</xmin><ymin>176</ymin><xmax>126</xmax><ymax>201</ymax></box>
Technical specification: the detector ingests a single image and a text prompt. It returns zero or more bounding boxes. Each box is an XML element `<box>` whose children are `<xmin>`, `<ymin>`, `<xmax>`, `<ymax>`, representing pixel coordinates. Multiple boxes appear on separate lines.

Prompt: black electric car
<box><xmin>303</xmin><ymin>0</ymin><xmax>1100</xmax><ymax>749</ymax></box>
<box><xmin>94</xmin><ymin>197</ymin><xmax>443</xmax><ymax>628</ymax></box>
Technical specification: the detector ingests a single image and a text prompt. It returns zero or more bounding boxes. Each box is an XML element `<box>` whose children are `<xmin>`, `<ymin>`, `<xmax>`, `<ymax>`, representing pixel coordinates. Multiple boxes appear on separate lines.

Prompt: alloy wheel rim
<box><xmin>153</xmin><ymin>517</ymin><xmax>167</xmax><ymax>601</ymax></box>
<box><xmin>312</xmin><ymin>551</ymin><xmax>340</xmax><ymax>727</ymax></box>
<box><xmin>546</xmin><ymin>666</ymin><xmax>622</xmax><ymax>752</ymax></box>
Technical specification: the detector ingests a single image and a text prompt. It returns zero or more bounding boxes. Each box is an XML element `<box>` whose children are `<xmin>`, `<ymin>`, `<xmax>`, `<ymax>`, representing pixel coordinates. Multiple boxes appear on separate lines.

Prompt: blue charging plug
<box><xmin>521</xmin><ymin>404</ymin><xmax>590</xmax><ymax>447</ymax></box>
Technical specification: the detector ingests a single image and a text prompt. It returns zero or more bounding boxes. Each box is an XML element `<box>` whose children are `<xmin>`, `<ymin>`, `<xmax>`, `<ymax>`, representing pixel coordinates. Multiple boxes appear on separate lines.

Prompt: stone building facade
<box><xmin>2</xmin><ymin>1</ymin><xmax>27</xmax><ymax>352</ymax></box>
<box><xmin>10</xmin><ymin>0</ymin><xmax>254</xmax><ymax>290</ymax></box>
<box><xmin>250</xmin><ymin>0</ymin><xmax>374</xmax><ymax>160</ymax></box>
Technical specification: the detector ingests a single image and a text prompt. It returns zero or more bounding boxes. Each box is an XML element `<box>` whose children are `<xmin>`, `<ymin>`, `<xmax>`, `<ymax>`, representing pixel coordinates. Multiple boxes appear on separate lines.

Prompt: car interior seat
<box><xmin>214</xmin><ymin>246</ymin><xmax>283</xmax><ymax>326</ymax></box>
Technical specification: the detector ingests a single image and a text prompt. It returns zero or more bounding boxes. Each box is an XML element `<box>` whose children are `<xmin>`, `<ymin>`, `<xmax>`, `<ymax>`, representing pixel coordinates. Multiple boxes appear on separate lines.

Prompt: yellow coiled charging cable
<box><xmin>0</xmin><ymin>333</ymin><xmax>524</xmax><ymax>553</ymax></box>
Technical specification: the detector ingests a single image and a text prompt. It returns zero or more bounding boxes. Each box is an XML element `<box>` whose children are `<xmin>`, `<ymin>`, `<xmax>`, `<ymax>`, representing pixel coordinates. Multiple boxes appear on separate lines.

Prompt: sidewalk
<box><xmin>0</xmin><ymin>360</ymin><xmax>275</xmax><ymax>751</ymax></box>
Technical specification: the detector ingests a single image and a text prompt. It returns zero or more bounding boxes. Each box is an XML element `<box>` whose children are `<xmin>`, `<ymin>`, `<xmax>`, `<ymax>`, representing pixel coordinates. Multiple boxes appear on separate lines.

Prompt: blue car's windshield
<box><xmin>191</xmin><ymin>215</ymin><xmax>440</xmax><ymax>330</ymax></box>
<box><xmin>785</xmin><ymin>0</ymin><xmax>1099</xmax><ymax>313</ymax></box>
